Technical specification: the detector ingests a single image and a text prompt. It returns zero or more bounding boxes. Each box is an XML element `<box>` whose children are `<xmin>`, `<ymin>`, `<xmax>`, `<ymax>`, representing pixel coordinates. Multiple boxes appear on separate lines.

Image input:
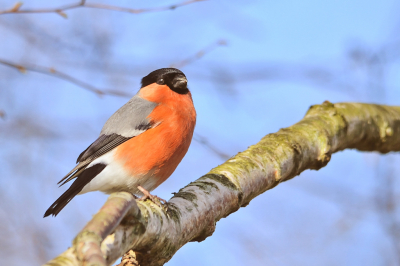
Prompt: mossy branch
<box><xmin>43</xmin><ymin>102</ymin><xmax>400</xmax><ymax>266</ymax></box>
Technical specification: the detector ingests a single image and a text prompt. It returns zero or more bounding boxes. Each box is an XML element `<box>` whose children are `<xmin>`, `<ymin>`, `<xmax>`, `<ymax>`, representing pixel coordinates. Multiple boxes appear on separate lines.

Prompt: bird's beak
<box><xmin>173</xmin><ymin>76</ymin><xmax>188</xmax><ymax>90</ymax></box>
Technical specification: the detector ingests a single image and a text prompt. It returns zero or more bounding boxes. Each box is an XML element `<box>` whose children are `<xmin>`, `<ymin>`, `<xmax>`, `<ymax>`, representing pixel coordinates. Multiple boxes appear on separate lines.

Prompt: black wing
<box><xmin>76</xmin><ymin>133</ymin><xmax>131</xmax><ymax>163</ymax></box>
<box><xmin>57</xmin><ymin>133</ymin><xmax>131</xmax><ymax>186</ymax></box>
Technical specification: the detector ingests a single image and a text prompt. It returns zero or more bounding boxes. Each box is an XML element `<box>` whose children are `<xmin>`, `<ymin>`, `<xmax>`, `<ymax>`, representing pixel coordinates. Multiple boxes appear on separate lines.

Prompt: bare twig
<box><xmin>0</xmin><ymin>0</ymin><xmax>206</xmax><ymax>17</ymax></box>
<box><xmin>0</xmin><ymin>59</ymin><xmax>131</xmax><ymax>97</ymax></box>
<box><xmin>170</xmin><ymin>40</ymin><xmax>227</xmax><ymax>69</ymax></box>
<box><xmin>193</xmin><ymin>133</ymin><xmax>230</xmax><ymax>160</ymax></box>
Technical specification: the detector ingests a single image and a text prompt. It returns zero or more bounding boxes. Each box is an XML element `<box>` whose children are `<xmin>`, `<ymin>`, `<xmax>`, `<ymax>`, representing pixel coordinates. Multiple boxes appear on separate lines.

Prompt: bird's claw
<box><xmin>139</xmin><ymin>193</ymin><xmax>167</xmax><ymax>204</ymax></box>
<box><xmin>137</xmin><ymin>185</ymin><xmax>168</xmax><ymax>209</ymax></box>
<box><xmin>117</xmin><ymin>250</ymin><xmax>139</xmax><ymax>266</ymax></box>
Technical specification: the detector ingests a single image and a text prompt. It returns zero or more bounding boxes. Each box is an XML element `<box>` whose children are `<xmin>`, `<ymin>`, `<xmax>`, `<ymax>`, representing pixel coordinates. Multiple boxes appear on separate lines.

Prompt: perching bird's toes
<box><xmin>137</xmin><ymin>185</ymin><xmax>167</xmax><ymax>207</ymax></box>
<box><xmin>117</xmin><ymin>250</ymin><xmax>139</xmax><ymax>266</ymax></box>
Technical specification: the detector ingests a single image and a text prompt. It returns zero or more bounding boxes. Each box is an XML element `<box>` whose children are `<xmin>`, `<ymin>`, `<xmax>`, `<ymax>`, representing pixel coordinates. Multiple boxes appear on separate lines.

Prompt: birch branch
<box><xmin>43</xmin><ymin>102</ymin><xmax>400</xmax><ymax>266</ymax></box>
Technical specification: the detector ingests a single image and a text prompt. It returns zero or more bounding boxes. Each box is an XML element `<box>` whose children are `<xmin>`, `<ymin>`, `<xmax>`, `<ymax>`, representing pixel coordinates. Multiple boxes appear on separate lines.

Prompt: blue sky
<box><xmin>0</xmin><ymin>0</ymin><xmax>400</xmax><ymax>265</ymax></box>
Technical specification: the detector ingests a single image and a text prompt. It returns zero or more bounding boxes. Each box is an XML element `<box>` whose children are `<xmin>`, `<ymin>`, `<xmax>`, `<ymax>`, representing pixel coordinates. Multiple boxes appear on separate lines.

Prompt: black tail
<box><xmin>44</xmin><ymin>163</ymin><xmax>106</xmax><ymax>217</ymax></box>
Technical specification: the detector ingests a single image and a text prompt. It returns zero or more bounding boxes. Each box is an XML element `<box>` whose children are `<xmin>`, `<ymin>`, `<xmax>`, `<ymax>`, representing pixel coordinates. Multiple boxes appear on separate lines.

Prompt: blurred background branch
<box><xmin>0</xmin><ymin>0</ymin><xmax>205</xmax><ymax>17</ymax></box>
<box><xmin>0</xmin><ymin>58</ymin><xmax>130</xmax><ymax>97</ymax></box>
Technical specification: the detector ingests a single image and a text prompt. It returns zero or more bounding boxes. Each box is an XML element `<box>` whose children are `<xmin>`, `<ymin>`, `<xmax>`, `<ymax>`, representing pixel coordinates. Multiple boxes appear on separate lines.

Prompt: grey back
<box><xmin>101</xmin><ymin>95</ymin><xmax>158</xmax><ymax>138</ymax></box>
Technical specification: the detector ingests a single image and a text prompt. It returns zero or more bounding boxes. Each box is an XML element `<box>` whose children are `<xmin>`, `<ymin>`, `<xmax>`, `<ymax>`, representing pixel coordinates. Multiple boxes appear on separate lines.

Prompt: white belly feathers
<box><xmin>78</xmin><ymin>149</ymin><xmax>158</xmax><ymax>196</ymax></box>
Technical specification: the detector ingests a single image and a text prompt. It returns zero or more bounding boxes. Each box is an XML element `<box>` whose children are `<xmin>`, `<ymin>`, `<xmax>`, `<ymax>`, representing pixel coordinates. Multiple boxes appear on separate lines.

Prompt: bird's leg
<box><xmin>137</xmin><ymin>185</ymin><xmax>167</xmax><ymax>205</ymax></box>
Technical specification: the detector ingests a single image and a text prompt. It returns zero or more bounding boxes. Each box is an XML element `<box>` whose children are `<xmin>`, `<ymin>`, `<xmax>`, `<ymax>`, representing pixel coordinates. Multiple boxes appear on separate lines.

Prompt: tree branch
<box><xmin>43</xmin><ymin>102</ymin><xmax>400</xmax><ymax>266</ymax></box>
<box><xmin>0</xmin><ymin>0</ymin><xmax>205</xmax><ymax>17</ymax></box>
<box><xmin>0</xmin><ymin>58</ymin><xmax>131</xmax><ymax>97</ymax></box>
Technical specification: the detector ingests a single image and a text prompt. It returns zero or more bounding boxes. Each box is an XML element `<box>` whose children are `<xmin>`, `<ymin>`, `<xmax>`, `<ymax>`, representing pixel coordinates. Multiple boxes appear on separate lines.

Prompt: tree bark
<box><xmin>43</xmin><ymin>102</ymin><xmax>400</xmax><ymax>266</ymax></box>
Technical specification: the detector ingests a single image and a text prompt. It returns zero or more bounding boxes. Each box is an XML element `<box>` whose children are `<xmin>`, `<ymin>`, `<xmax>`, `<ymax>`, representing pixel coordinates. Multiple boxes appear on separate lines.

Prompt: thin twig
<box><xmin>170</xmin><ymin>39</ymin><xmax>227</xmax><ymax>69</ymax></box>
<box><xmin>194</xmin><ymin>133</ymin><xmax>230</xmax><ymax>160</ymax></box>
<box><xmin>0</xmin><ymin>59</ymin><xmax>131</xmax><ymax>97</ymax></box>
<box><xmin>0</xmin><ymin>0</ymin><xmax>206</xmax><ymax>17</ymax></box>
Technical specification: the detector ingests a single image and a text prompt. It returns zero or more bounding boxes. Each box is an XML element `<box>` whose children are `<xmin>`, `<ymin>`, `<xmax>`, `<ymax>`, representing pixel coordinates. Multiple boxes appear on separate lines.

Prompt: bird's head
<box><xmin>141</xmin><ymin>68</ymin><xmax>188</xmax><ymax>94</ymax></box>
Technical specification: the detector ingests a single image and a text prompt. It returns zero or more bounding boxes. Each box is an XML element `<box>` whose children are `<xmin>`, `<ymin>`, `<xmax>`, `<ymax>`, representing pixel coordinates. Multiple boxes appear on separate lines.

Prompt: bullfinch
<box><xmin>44</xmin><ymin>68</ymin><xmax>196</xmax><ymax>217</ymax></box>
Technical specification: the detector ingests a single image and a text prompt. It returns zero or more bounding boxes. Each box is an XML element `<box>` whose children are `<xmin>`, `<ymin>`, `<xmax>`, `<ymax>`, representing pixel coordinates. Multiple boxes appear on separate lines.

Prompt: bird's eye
<box><xmin>157</xmin><ymin>78</ymin><xmax>165</xmax><ymax>85</ymax></box>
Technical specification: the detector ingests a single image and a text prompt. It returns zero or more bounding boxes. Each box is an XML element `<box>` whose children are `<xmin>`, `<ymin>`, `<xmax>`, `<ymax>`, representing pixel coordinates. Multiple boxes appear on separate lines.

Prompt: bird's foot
<box><xmin>137</xmin><ymin>185</ymin><xmax>167</xmax><ymax>208</ymax></box>
<box><xmin>117</xmin><ymin>250</ymin><xmax>139</xmax><ymax>266</ymax></box>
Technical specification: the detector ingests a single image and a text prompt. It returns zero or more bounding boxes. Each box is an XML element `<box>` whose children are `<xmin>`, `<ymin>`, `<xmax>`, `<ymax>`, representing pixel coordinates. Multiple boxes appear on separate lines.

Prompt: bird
<box><xmin>44</xmin><ymin>68</ymin><xmax>196</xmax><ymax>217</ymax></box>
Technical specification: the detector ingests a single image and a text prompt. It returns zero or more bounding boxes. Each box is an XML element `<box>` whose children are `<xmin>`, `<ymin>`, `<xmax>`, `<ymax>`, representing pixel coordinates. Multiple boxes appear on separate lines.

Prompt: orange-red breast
<box><xmin>44</xmin><ymin>68</ymin><xmax>196</xmax><ymax>217</ymax></box>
